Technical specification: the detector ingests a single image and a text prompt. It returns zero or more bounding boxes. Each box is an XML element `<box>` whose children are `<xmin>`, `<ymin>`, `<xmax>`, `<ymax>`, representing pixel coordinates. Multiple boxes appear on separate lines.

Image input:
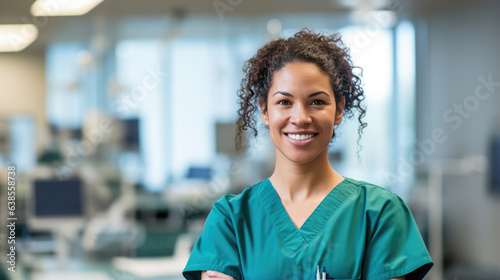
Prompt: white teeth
<box><xmin>287</xmin><ymin>134</ymin><xmax>315</xmax><ymax>140</ymax></box>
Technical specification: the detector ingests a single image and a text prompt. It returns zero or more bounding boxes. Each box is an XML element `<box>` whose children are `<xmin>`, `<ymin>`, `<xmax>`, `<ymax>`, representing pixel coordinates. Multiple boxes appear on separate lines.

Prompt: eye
<box><xmin>277</xmin><ymin>100</ymin><xmax>291</xmax><ymax>105</ymax></box>
<box><xmin>311</xmin><ymin>100</ymin><xmax>326</xmax><ymax>105</ymax></box>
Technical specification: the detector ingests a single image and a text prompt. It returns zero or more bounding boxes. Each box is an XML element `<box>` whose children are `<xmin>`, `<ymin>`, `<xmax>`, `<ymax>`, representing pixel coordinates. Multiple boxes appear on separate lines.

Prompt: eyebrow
<box><xmin>272</xmin><ymin>91</ymin><xmax>331</xmax><ymax>99</ymax></box>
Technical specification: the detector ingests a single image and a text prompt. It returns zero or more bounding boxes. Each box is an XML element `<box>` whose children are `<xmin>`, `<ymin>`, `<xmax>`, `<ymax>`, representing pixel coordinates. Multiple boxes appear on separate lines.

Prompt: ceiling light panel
<box><xmin>31</xmin><ymin>0</ymin><xmax>105</xmax><ymax>17</ymax></box>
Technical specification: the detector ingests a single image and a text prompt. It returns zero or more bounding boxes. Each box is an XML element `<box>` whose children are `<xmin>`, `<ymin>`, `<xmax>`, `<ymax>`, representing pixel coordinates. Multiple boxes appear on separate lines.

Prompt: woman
<box><xmin>182</xmin><ymin>29</ymin><xmax>433</xmax><ymax>280</ymax></box>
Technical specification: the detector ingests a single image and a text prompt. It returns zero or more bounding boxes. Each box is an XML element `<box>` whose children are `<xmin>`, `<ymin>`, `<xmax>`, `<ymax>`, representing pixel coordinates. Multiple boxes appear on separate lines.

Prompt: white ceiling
<box><xmin>0</xmin><ymin>0</ymin><xmax>479</xmax><ymax>53</ymax></box>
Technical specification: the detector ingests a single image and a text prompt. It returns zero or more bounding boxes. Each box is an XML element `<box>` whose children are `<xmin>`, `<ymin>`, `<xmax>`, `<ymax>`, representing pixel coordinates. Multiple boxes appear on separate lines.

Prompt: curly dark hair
<box><xmin>235</xmin><ymin>28</ymin><xmax>367</xmax><ymax>155</ymax></box>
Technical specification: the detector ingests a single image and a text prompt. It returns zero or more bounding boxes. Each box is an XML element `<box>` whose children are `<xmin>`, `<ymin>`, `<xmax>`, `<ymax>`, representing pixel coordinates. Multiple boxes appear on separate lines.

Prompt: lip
<box><xmin>284</xmin><ymin>131</ymin><xmax>318</xmax><ymax>135</ymax></box>
<box><xmin>284</xmin><ymin>132</ymin><xmax>318</xmax><ymax>146</ymax></box>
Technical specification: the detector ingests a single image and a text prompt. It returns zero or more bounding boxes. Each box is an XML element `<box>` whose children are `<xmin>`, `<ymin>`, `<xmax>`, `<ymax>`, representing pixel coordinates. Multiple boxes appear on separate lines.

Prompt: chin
<box><xmin>280</xmin><ymin>149</ymin><xmax>325</xmax><ymax>165</ymax></box>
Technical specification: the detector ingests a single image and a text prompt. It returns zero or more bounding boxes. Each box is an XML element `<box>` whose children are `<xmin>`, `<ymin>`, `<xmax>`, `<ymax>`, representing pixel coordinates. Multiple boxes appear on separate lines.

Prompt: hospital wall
<box><xmin>0</xmin><ymin>53</ymin><xmax>47</xmax><ymax>154</ymax></box>
<box><xmin>415</xmin><ymin>0</ymin><xmax>500</xmax><ymax>268</ymax></box>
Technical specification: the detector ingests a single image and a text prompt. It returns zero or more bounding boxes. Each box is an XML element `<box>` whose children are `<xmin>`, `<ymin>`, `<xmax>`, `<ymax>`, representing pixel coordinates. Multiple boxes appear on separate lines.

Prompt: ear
<box><xmin>258</xmin><ymin>98</ymin><xmax>269</xmax><ymax>126</ymax></box>
<box><xmin>335</xmin><ymin>96</ymin><xmax>345</xmax><ymax>125</ymax></box>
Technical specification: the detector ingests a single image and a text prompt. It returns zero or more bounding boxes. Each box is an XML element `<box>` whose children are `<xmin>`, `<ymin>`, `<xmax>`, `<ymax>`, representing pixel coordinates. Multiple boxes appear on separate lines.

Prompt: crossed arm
<box><xmin>201</xmin><ymin>270</ymin><xmax>406</xmax><ymax>280</ymax></box>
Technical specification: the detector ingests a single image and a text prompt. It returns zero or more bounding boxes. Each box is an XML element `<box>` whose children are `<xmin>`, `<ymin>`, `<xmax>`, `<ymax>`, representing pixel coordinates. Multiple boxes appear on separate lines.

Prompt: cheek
<box><xmin>319</xmin><ymin>111</ymin><xmax>337</xmax><ymax>124</ymax></box>
<box><xmin>323</xmin><ymin>122</ymin><xmax>335</xmax><ymax>134</ymax></box>
<box><xmin>318</xmin><ymin>114</ymin><xmax>337</xmax><ymax>135</ymax></box>
<box><xmin>268</xmin><ymin>110</ymin><xmax>286</xmax><ymax>126</ymax></box>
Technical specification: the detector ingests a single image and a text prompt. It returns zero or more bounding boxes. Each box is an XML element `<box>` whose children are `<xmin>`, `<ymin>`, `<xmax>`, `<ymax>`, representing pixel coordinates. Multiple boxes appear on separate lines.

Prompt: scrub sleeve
<box><xmin>183</xmin><ymin>197</ymin><xmax>242</xmax><ymax>280</ymax></box>
<box><xmin>361</xmin><ymin>193</ymin><xmax>433</xmax><ymax>280</ymax></box>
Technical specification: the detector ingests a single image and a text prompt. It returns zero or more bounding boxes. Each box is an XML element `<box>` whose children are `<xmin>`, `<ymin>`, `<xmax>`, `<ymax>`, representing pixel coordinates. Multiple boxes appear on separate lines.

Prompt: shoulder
<box><xmin>211</xmin><ymin>178</ymin><xmax>268</xmax><ymax>216</ymax></box>
<box><xmin>342</xmin><ymin>177</ymin><xmax>408</xmax><ymax>213</ymax></box>
<box><xmin>343</xmin><ymin>178</ymin><xmax>419</xmax><ymax>238</ymax></box>
<box><xmin>344</xmin><ymin>177</ymin><xmax>401</xmax><ymax>199</ymax></box>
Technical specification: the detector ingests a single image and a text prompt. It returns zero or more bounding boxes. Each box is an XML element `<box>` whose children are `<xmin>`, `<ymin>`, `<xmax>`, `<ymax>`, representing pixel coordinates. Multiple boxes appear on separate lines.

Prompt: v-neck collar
<box><xmin>259</xmin><ymin>177</ymin><xmax>356</xmax><ymax>253</ymax></box>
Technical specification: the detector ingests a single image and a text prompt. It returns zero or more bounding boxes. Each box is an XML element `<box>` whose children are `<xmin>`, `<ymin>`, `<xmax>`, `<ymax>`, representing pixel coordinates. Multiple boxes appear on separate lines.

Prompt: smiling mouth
<box><xmin>284</xmin><ymin>133</ymin><xmax>318</xmax><ymax>140</ymax></box>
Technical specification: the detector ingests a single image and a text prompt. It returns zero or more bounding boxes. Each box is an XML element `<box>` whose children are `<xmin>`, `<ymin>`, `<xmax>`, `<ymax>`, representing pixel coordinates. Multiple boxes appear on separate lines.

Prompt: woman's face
<box><xmin>259</xmin><ymin>61</ymin><xmax>343</xmax><ymax>165</ymax></box>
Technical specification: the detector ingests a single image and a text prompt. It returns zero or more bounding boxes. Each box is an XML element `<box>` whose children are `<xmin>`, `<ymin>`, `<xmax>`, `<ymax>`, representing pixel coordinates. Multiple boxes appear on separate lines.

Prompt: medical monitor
<box><xmin>122</xmin><ymin>118</ymin><xmax>140</xmax><ymax>148</ymax></box>
<box><xmin>490</xmin><ymin>136</ymin><xmax>500</xmax><ymax>195</ymax></box>
<box><xmin>29</xmin><ymin>179</ymin><xmax>87</xmax><ymax>231</ymax></box>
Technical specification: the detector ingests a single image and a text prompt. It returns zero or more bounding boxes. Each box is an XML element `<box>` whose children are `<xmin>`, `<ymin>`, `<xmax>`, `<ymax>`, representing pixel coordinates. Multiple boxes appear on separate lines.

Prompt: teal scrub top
<box><xmin>182</xmin><ymin>177</ymin><xmax>433</xmax><ymax>280</ymax></box>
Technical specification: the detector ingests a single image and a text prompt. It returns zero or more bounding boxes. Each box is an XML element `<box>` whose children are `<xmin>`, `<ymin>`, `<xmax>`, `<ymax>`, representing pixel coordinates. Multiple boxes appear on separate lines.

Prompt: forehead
<box><xmin>270</xmin><ymin>62</ymin><xmax>333</xmax><ymax>95</ymax></box>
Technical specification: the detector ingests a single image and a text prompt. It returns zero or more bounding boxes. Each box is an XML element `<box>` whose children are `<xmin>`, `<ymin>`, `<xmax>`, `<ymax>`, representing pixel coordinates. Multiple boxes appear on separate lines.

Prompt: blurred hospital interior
<box><xmin>0</xmin><ymin>0</ymin><xmax>500</xmax><ymax>279</ymax></box>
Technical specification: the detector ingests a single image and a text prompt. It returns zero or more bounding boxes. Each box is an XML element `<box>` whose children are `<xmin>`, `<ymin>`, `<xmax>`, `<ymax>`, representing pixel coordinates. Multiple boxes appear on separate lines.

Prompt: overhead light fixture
<box><xmin>31</xmin><ymin>0</ymin><xmax>105</xmax><ymax>17</ymax></box>
<box><xmin>267</xmin><ymin>19</ymin><xmax>282</xmax><ymax>35</ymax></box>
<box><xmin>336</xmin><ymin>0</ymin><xmax>391</xmax><ymax>10</ymax></box>
<box><xmin>351</xmin><ymin>10</ymin><xmax>397</xmax><ymax>28</ymax></box>
<box><xmin>0</xmin><ymin>24</ymin><xmax>38</xmax><ymax>52</ymax></box>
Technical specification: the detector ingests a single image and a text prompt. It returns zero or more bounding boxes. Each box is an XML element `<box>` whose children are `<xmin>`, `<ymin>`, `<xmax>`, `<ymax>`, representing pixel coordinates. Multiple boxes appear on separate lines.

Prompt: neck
<box><xmin>269</xmin><ymin>147</ymin><xmax>343</xmax><ymax>202</ymax></box>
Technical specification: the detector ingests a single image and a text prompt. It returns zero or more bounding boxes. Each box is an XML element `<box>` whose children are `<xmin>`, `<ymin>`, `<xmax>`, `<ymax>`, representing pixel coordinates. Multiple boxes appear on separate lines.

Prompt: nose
<box><xmin>290</xmin><ymin>104</ymin><xmax>312</xmax><ymax>126</ymax></box>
